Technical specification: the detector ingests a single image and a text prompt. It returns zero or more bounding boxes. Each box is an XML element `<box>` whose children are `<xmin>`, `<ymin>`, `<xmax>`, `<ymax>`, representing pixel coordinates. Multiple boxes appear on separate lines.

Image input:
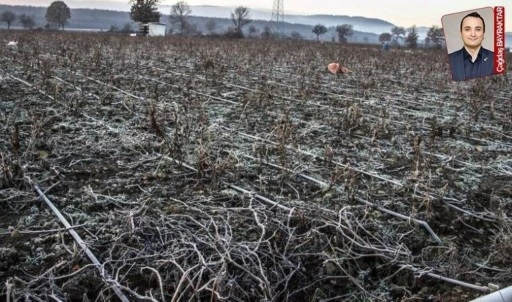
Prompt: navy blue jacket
<box><xmin>448</xmin><ymin>47</ymin><xmax>495</xmax><ymax>81</ymax></box>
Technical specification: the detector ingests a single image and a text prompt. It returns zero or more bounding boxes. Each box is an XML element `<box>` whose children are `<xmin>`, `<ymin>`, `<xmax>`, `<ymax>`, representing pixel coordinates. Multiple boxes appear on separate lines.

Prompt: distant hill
<box><xmin>0</xmin><ymin>4</ymin><xmax>384</xmax><ymax>42</ymax></box>
<box><xmin>161</xmin><ymin>5</ymin><xmax>395</xmax><ymax>35</ymax></box>
<box><xmin>0</xmin><ymin>4</ymin><xmax>510</xmax><ymax>47</ymax></box>
<box><xmin>0</xmin><ymin>1</ymin><xmax>395</xmax><ymax>34</ymax></box>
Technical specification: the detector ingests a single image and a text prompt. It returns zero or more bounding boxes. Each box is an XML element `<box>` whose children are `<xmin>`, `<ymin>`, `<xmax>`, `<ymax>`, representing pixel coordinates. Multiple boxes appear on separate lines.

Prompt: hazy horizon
<box><xmin>0</xmin><ymin>0</ymin><xmax>510</xmax><ymax>31</ymax></box>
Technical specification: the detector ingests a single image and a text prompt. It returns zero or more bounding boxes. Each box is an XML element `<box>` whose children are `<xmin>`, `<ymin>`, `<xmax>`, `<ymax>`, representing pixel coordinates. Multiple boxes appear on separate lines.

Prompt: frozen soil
<box><xmin>0</xmin><ymin>31</ymin><xmax>511</xmax><ymax>301</ymax></box>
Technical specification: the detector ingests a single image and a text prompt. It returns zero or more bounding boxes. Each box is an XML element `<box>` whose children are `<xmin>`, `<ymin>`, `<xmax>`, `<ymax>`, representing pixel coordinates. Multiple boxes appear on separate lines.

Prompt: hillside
<box><xmin>0</xmin><ymin>4</ymin><xmax>385</xmax><ymax>42</ymax></box>
<box><xmin>160</xmin><ymin>5</ymin><xmax>396</xmax><ymax>34</ymax></box>
<box><xmin>0</xmin><ymin>4</ymin><xmax>510</xmax><ymax>46</ymax></box>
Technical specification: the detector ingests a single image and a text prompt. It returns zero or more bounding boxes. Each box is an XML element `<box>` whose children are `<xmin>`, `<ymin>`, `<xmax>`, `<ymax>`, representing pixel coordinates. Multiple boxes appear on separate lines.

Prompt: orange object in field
<box><xmin>327</xmin><ymin>63</ymin><xmax>351</xmax><ymax>74</ymax></box>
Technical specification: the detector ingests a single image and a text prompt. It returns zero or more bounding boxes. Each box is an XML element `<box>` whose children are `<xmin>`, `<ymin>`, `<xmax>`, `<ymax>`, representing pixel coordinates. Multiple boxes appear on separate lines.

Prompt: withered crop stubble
<box><xmin>0</xmin><ymin>30</ymin><xmax>511</xmax><ymax>301</ymax></box>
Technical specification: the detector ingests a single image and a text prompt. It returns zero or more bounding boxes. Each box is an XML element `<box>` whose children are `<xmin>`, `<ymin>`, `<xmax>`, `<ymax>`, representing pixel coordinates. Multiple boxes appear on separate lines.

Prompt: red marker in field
<box><xmin>327</xmin><ymin>63</ymin><xmax>351</xmax><ymax>74</ymax></box>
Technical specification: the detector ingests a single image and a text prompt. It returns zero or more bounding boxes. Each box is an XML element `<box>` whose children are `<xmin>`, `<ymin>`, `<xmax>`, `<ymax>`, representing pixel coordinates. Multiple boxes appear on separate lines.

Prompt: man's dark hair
<box><xmin>460</xmin><ymin>12</ymin><xmax>485</xmax><ymax>32</ymax></box>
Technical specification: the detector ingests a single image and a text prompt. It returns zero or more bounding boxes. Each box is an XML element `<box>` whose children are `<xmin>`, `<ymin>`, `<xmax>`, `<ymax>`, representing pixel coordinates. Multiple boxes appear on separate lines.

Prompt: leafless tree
<box><xmin>19</xmin><ymin>14</ymin><xmax>36</xmax><ymax>29</ymax></box>
<box><xmin>205</xmin><ymin>19</ymin><xmax>217</xmax><ymax>35</ymax></box>
<box><xmin>405</xmin><ymin>25</ymin><xmax>419</xmax><ymax>48</ymax></box>
<box><xmin>427</xmin><ymin>25</ymin><xmax>444</xmax><ymax>48</ymax></box>
<box><xmin>391</xmin><ymin>26</ymin><xmax>406</xmax><ymax>41</ymax></box>
<box><xmin>379</xmin><ymin>32</ymin><xmax>392</xmax><ymax>43</ymax></box>
<box><xmin>1</xmin><ymin>10</ymin><xmax>16</xmax><ymax>29</ymax></box>
<box><xmin>312</xmin><ymin>24</ymin><xmax>327</xmax><ymax>41</ymax></box>
<box><xmin>248</xmin><ymin>25</ymin><xmax>259</xmax><ymax>37</ymax></box>
<box><xmin>230</xmin><ymin>6</ymin><xmax>252</xmax><ymax>34</ymax></box>
<box><xmin>335</xmin><ymin>24</ymin><xmax>353</xmax><ymax>43</ymax></box>
<box><xmin>170</xmin><ymin>1</ymin><xmax>192</xmax><ymax>34</ymax></box>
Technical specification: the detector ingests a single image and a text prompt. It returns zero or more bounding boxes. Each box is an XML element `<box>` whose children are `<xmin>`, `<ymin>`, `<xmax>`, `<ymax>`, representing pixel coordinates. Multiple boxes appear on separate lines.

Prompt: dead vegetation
<box><xmin>0</xmin><ymin>31</ymin><xmax>511</xmax><ymax>301</ymax></box>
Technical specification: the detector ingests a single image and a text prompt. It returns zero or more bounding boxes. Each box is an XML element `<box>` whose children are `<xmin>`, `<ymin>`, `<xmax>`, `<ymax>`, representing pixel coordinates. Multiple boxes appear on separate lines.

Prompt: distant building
<box><xmin>138</xmin><ymin>22</ymin><xmax>166</xmax><ymax>37</ymax></box>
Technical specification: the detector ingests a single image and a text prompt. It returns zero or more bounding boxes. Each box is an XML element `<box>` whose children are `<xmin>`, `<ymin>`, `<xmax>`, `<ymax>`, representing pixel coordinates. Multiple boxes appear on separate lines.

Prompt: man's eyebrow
<box><xmin>463</xmin><ymin>25</ymin><xmax>483</xmax><ymax>29</ymax></box>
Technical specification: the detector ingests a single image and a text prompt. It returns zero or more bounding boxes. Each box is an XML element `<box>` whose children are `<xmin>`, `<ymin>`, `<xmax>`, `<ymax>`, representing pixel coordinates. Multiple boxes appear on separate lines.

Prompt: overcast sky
<box><xmin>1</xmin><ymin>0</ymin><xmax>511</xmax><ymax>31</ymax></box>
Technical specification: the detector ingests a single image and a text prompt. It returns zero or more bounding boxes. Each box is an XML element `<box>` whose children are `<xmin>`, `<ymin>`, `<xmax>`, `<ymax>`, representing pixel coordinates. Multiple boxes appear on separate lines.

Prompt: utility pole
<box><xmin>270</xmin><ymin>0</ymin><xmax>284</xmax><ymax>38</ymax></box>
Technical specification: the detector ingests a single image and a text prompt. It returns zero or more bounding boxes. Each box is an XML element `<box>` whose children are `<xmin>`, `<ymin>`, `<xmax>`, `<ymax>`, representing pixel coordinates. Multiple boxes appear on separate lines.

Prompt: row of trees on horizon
<box><xmin>311</xmin><ymin>23</ymin><xmax>445</xmax><ymax>48</ymax></box>
<box><xmin>1</xmin><ymin>1</ymin><xmax>69</xmax><ymax>30</ymax></box>
<box><xmin>0</xmin><ymin>0</ymin><xmax>446</xmax><ymax>47</ymax></box>
<box><xmin>0</xmin><ymin>0</ymin><xmax>255</xmax><ymax>37</ymax></box>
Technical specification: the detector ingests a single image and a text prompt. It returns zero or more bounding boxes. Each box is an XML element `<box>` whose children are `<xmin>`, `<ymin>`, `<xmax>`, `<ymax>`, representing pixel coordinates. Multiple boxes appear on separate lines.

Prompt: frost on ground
<box><xmin>0</xmin><ymin>32</ymin><xmax>511</xmax><ymax>301</ymax></box>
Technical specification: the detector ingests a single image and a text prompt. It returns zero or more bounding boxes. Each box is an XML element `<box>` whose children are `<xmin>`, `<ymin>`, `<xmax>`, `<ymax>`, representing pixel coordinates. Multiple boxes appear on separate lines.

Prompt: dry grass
<box><xmin>0</xmin><ymin>30</ymin><xmax>511</xmax><ymax>301</ymax></box>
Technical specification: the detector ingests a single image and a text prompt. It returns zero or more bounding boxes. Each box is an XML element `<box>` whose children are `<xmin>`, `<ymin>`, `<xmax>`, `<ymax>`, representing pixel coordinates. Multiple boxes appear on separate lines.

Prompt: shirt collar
<box><xmin>462</xmin><ymin>46</ymin><xmax>483</xmax><ymax>61</ymax></box>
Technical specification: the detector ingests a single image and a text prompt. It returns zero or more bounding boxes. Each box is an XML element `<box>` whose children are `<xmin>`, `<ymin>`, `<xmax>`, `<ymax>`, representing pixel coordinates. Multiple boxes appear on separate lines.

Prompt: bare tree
<box><xmin>335</xmin><ymin>24</ymin><xmax>353</xmax><ymax>43</ymax></box>
<box><xmin>19</xmin><ymin>14</ymin><xmax>36</xmax><ymax>29</ymax></box>
<box><xmin>170</xmin><ymin>1</ymin><xmax>191</xmax><ymax>34</ymax></box>
<box><xmin>290</xmin><ymin>31</ymin><xmax>303</xmax><ymax>40</ymax></box>
<box><xmin>379</xmin><ymin>32</ymin><xmax>392</xmax><ymax>43</ymax></box>
<box><xmin>312</xmin><ymin>24</ymin><xmax>327</xmax><ymax>41</ymax></box>
<box><xmin>205</xmin><ymin>19</ymin><xmax>217</xmax><ymax>35</ymax></box>
<box><xmin>230</xmin><ymin>6</ymin><xmax>252</xmax><ymax>34</ymax></box>
<box><xmin>121</xmin><ymin>23</ymin><xmax>132</xmax><ymax>33</ymax></box>
<box><xmin>1</xmin><ymin>11</ymin><xmax>16</xmax><ymax>29</ymax></box>
<box><xmin>405</xmin><ymin>25</ymin><xmax>419</xmax><ymax>48</ymax></box>
<box><xmin>427</xmin><ymin>25</ymin><xmax>444</xmax><ymax>48</ymax></box>
<box><xmin>391</xmin><ymin>26</ymin><xmax>406</xmax><ymax>41</ymax></box>
<box><xmin>261</xmin><ymin>25</ymin><xmax>272</xmax><ymax>39</ymax></box>
<box><xmin>248</xmin><ymin>25</ymin><xmax>259</xmax><ymax>37</ymax></box>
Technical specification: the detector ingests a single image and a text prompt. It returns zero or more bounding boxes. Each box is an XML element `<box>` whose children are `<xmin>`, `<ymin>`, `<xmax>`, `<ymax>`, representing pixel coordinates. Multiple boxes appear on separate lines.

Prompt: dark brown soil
<box><xmin>0</xmin><ymin>30</ymin><xmax>511</xmax><ymax>301</ymax></box>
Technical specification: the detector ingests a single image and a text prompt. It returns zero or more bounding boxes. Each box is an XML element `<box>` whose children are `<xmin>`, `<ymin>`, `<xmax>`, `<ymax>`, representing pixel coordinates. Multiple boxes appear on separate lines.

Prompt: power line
<box><xmin>270</xmin><ymin>0</ymin><xmax>284</xmax><ymax>37</ymax></box>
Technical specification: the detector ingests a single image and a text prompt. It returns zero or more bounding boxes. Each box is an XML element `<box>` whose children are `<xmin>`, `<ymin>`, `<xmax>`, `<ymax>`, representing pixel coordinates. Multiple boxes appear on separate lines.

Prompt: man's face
<box><xmin>461</xmin><ymin>16</ymin><xmax>485</xmax><ymax>49</ymax></box>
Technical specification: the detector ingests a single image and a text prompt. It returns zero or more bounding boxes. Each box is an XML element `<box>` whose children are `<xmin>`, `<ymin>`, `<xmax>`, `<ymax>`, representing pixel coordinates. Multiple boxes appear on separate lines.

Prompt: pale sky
<box><xmin>1</xmin><ymin>0</ymin><xmax>511</xmax><ymax>31</ymax></box>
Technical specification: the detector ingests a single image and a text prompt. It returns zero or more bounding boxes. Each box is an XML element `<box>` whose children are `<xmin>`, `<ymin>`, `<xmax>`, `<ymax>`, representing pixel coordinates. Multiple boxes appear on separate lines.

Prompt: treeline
<box><xmin>0</xmin><ymin>4</ymin><xmax>380</xmax><ymax>42</ymax></box>
<box><xmin>377</xmin><ymin>25</ymin><xmax>445</xmax><ymax>48</ymax></box>
<box><xmin>0</xmin><ymin>5</ymin><xmax>133</xmax><ymax>30</ymax></box>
